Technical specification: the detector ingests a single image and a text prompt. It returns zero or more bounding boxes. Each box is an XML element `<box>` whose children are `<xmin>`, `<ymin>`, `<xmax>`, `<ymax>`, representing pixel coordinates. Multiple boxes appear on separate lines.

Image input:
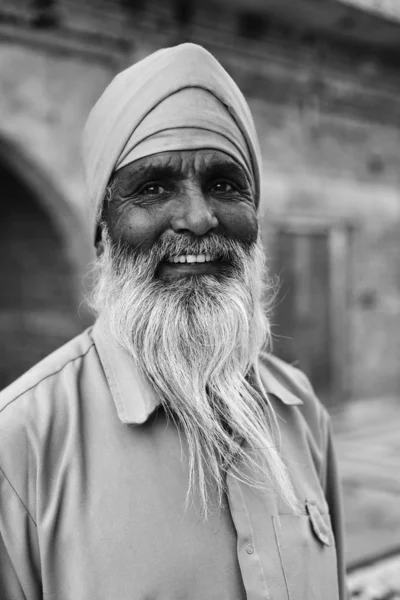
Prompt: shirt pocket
<box><xmin>273</xmin><ymin>500</ymin><xmax>340</xmax><ymax>600</ymax></box>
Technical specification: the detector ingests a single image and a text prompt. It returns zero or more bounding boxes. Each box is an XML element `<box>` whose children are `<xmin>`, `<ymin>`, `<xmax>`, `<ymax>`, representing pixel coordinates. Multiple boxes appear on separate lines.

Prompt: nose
<box><xmin>171</xmin><ymin>188</ymin><xmax>219</xmax><ymax>236</ymax></box>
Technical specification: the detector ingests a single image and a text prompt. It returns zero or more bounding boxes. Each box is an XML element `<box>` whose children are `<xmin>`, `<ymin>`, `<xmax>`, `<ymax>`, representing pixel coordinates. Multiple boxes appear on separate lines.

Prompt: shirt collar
<box><xmin>92</xmin><ymin>316</ymin><xmax>159</xmax><ymax>424</ymax></box>
<box><xmin>92</xmin><ymin>316</ymin><xmax>302</xmax><ymax>426</ymax></box>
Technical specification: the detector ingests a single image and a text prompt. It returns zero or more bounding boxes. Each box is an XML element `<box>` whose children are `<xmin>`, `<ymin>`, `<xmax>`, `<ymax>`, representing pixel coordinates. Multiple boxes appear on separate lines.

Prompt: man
<box><xmin>0</xmin><ymin>44</ymin><xmax>346</xmax><ymax>599</ymax></box>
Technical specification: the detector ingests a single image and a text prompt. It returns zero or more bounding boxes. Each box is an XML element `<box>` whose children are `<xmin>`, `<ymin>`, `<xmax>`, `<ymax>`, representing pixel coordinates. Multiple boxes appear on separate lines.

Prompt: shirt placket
<box><xmin>226</xmin><ymin>469</ymin><xmax>290</xmax><ymax>600</ymax></box>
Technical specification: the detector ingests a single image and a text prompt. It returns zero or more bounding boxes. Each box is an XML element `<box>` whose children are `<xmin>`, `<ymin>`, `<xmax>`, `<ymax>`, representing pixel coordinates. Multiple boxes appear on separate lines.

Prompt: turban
<box><xmin>83</xmin><ymin>43</ymin><xmax>262</xmax><ymax>242</ymax></box>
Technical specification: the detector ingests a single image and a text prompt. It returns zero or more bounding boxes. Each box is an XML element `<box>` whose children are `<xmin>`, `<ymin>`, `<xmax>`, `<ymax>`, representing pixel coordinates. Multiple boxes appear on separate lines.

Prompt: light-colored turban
<box><xmin>83</xmin><ymin>43</ymin><xmax>262</xmax><ymax>242</ymax></box>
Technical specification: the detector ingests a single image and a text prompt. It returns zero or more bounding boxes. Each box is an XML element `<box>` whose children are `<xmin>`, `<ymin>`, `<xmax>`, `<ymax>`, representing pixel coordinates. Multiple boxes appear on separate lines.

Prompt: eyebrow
<box><xmin>113</xmin><ymin>156</ymin><xmax>251</xmax><ymax>194</ymax></box>
<box><xmin>202</xmin><ymin>160</ymin><xmax>250</xmax><ymax>188</ymax></box>
<box><xmin>114</xmin><ymin>163</ymin><xmax>184</xmax><ymax>193</ymax></box>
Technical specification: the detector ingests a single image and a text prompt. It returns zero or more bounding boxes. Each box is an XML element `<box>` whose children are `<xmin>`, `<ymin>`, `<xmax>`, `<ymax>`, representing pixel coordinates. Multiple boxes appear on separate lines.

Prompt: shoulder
<box><xmin>0</xmin><ymin>328</ymin><xmax>98</xmax><ymax>517</ymax></box>
<box><xmin>0</xmin><ymin>328</ymin><xmax>97</xmax><ymax>470</ymax></box>
<box><xmin>259</xmin><ymin>352</ymin><xmax>330</xmax><ymax>446</ymax></box>
<box><xmin>0</xmin><ymin>327</ymin><xmax>95</xmax><ymax>417</ymax></box>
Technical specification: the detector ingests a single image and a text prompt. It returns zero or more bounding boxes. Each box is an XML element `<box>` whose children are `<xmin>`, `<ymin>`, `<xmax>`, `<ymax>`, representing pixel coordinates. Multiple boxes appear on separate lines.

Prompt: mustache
<box><xmin>113</xmin><ymin>232</ymin><xmax>255</xmax><ymax>267</ymax></box>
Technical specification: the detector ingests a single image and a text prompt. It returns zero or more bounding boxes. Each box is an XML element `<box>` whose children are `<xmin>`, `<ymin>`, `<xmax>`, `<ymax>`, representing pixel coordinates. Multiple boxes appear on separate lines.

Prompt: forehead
<box><xmin>113</xmin><ymin>149</ymin><xmax>251</xmax><ymax>186</ymax></box>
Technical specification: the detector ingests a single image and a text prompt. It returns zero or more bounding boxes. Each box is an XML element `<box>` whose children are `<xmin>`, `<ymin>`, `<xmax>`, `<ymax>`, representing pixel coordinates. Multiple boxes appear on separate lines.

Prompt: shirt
<box><xmin>0</xmin><ymin>317</ymin><xmax>347</xmax><ymax>600</ymax></box>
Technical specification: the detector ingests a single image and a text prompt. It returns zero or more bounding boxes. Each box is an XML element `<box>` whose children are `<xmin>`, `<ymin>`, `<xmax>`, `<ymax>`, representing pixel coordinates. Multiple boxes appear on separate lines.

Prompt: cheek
<box><xmin>218</xmin><ymin>205</ymin><xmax>259</xmax><ymax>244</ymax></box>
<box><xmin>107</xmin><ymin>205</ymin><xmax>166</xmax><ymax>252</ymax></box>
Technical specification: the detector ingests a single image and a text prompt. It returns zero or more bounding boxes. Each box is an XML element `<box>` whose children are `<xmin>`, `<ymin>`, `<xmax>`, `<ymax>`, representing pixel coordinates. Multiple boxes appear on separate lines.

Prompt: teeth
<box><xmin>167</xmin><ymin>254</ymin><xmax>213</xmax><ymax>264</ymax></box>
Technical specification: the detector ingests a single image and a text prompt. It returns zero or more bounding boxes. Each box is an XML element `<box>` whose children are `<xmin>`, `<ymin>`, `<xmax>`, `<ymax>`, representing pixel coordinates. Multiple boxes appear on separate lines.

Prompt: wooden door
<box><xmin>272</xmin><ymin>220</ymin><xmax>351</xmax><ymax>405</ymax></box>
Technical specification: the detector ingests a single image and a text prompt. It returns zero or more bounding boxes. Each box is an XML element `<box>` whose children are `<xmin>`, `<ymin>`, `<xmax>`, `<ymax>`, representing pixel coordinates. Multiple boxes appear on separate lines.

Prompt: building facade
<box><xmin>1</xmin><ymin>0</ymin><xmax>399</xmax><ymax>405</ymax></box>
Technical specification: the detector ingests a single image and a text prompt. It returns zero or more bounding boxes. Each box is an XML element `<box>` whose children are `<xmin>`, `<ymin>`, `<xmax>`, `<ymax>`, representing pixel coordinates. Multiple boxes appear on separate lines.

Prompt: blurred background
<box><xmin>0</xmin><ymin>0</ymin><xmax>399</xmax><ymax>595</ymax></box>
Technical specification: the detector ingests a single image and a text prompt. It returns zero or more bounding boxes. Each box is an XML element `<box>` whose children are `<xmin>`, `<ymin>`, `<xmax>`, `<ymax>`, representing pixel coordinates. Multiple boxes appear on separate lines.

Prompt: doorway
<box><xmin>0</xmin><ymin>160</ymin><xmax>89</xmax><ymax>390</ymax></box>
<box><xmin>271</xmin><ymin>218</ymin><xmax>352</xmax><ymax>405</ymax></box>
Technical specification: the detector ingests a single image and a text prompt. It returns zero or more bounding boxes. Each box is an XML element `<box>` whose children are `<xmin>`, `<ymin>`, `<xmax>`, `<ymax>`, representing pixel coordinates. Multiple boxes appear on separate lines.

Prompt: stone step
<box><xmin>348</xmin><ymin>553</ymin><xmax>400</xmax><ymax>599</ymax></box>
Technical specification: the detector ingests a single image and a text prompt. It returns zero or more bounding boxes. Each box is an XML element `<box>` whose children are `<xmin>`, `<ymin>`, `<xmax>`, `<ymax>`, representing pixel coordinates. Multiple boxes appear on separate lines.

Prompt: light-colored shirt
<box><xmin>0</xmin><ymin>317</ymin><xmax>346</xmax><ymax>600</ymax></box>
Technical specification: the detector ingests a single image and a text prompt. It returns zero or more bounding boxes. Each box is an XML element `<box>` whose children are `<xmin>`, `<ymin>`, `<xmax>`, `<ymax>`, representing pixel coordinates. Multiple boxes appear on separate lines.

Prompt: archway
<box><xmin>0</xmin><ymin>143</ymin><xmax>93</xmax><ymax>390</ymax></box>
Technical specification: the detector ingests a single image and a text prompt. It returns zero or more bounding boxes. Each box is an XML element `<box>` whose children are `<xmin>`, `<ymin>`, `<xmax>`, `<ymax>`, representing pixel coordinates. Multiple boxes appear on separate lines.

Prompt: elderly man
<box><xmin>0</xmin><ymin>44</ymin><xmax>346</xmax><ymax>599</ymax></box>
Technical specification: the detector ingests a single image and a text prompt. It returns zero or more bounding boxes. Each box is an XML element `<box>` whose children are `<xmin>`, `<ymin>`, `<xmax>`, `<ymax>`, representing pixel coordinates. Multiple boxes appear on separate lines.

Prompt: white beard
<box><xmin>89</xmin><ymin>228</ymin><xmax>299</xmax><ymax>517</ymax></box>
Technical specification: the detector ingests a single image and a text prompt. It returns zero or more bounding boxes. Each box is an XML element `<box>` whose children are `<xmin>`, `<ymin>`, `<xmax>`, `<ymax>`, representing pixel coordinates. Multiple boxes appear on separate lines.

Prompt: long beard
<box><xmin>89</xmin><ymin>228</ymin><xmax>299</xmax><ymax>517</ymax></box>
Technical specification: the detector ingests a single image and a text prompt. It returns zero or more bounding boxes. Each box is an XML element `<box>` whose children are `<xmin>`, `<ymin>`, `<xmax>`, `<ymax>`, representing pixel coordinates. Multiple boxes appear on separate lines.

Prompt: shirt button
<box><xmin>246</xmin><ymin>544</ymin><xmax>254</xmax><ymax>555</ymax></box>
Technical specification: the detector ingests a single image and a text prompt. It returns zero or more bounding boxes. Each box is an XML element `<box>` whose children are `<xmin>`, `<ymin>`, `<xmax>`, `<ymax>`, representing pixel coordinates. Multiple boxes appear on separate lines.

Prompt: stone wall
<box><xmin>0</xmin><ymin>161</ymin><xmax>86</xmax><ymax>388</ymax></box>
<box><xmin>0</xmin><ymin>0</ymin><xmax>399</xmax><ymax>399</ymax></box>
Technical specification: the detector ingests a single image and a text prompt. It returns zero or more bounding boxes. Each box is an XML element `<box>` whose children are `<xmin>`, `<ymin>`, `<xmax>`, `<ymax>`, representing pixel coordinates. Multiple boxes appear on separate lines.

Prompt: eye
<box><xmin>140</xmin><ymin>183</ymin><xmax>166</xmax><ymax>196</ymax></box>
<box><xmin>210</xmin><ymin>181</ymin><xmax>236</xmax><ymax>194</ymax></box>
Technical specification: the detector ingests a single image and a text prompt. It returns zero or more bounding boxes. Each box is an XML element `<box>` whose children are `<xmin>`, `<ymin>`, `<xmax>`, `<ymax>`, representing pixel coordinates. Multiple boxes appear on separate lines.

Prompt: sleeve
<box><xmin>0</xmin><ymin>466</ymin><xmax>42</xmax><ymax>600</ymax></box>
<box><xmin>320</xmin><ymin>415</ymin><xmax>350</xmax><ymax>600</ymax></box>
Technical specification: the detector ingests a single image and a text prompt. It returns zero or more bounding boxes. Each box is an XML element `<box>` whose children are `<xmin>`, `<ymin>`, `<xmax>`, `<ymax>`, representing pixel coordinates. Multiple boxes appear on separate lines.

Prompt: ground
<box><xmin>331</xmin><ymin>397</ymin><xmax>400</xmax><ymax>597</ymax></box>
<box><xmin>348</xmin><ymin>555</ymin><xmax>400</xmax><ymax>599</ymax></box>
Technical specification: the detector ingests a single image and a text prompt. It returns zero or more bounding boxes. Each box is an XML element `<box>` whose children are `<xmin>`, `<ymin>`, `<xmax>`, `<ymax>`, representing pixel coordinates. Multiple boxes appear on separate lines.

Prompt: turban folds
<box><xmin>83</xmin><ymin>43</ymin><xmax>262</xmax><ymax>241</ymax></box>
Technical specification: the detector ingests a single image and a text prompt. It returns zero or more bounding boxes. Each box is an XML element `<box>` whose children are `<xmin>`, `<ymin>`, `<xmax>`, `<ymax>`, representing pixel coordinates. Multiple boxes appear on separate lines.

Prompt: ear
<box><xmin>95</xmin><ymin>239</ymin><xmax>104</xmax><ymax>258</ymax></box>
<box><xmin>94</xmin><ymin>223</ymin><xmax>105</xmax><ymax>257</ymax></box>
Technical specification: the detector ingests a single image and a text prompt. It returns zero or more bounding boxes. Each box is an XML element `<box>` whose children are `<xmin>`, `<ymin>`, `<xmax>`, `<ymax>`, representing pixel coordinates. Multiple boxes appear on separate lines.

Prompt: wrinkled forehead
<box><xmin>112</xmin><ymin>148</ymin><xmax>253</xmax><ymax>190</ymax></box>
<box><xmin>113</xmin><ymin>88</ymin><xmax>254</xmax><ymax>189</ymax></box>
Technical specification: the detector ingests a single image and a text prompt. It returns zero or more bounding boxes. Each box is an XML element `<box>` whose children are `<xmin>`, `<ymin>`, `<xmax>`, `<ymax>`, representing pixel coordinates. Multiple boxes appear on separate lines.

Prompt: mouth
<box><xmin>166</xmin><ymin>253</ymin><xmax>215</xmax><ymax>264</ymax></box>
<box><xmin>157</xmin><ymin>253</ymin><xmax>231</xmax><ymax>279</ymax></box>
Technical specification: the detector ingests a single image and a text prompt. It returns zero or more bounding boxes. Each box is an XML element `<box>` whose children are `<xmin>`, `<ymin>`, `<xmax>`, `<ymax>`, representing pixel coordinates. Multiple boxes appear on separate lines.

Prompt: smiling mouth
<box><xmin>166</xmin><ymin>254</ymin><xmax>215</xmax><ymax>264</ymax></box>
<box><xmin>157</xmin><ymin>254</ymin><xmax>230</xmax><ymax>279</ymax></box>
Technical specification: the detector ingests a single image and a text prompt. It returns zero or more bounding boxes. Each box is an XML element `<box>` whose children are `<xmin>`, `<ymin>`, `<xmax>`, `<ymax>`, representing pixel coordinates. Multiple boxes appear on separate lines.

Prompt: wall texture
<box><xmin>0</xmin><ymin>1</ymin><xmax>399</xmax><ymax>400</ymax></box>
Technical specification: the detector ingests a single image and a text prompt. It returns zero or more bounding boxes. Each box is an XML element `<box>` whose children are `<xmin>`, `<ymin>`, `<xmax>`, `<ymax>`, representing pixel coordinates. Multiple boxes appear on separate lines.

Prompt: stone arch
<box><xmin>0</xmin><ymin>136</ymin><xmax>93</xmax><ymax>389</ymax></box>
<box><xmin>0</xmin><ymin>136</ymin><xmax>94</xmax><ymax>284</ymax></box>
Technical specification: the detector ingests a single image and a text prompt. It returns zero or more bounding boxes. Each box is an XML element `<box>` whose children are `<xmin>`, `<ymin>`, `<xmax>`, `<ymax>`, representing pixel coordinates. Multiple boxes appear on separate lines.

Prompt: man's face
<box><xmin>101</xmin><ymin>148</ymin><xmax>258</xmax><ymax>279</ymax></box>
